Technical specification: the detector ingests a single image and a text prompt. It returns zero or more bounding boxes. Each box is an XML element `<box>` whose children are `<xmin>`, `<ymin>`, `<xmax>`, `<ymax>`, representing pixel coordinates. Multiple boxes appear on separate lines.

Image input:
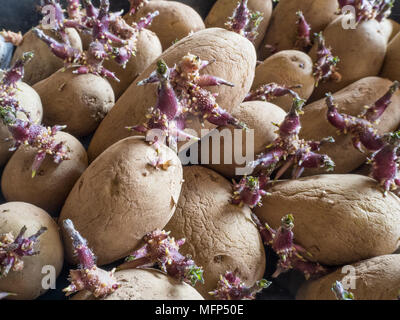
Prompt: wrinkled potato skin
<box><xmin>12</xmin><ymin>28</ymin><xmax>82</xmax><ymax>85</ymax></box>
<box><xmin>60</xmin><ymin>137</ymin><xmax>183</xmax><ymax>266</ymax></box>
<box><xmin>1</xmin><ymin>132</ymin><xmax>88</xmax><ymax>216</ymax></box>
<box><xmin>254</xmin><ymin>174</ymin><xmax>400</xmax><ymax>266</ymax></box>
<box><xmin>103</xmin><ymin>29</ymin><xmax>162</xmax><ymax>99</ymax></box>
<box><xmin>71</xmin><ymin>269</ymin><xmax>204</xmax><ymax>300</ymax></box>
<box><xmin>33</xmin><ymin>69</ymin><xmax>115</xmax><ymax>137</ymax></box>
<box><xmin>299</xmin><ymin>77</ymin><xmax>400</xmax><ymax>175</ymax></box>
<box><xmin>0</xmin><ymin>202</ymin><xmax>64</xmax><ymax>300</ymax></box>
<box><xmin>259</xmin><ymin>0</ymin><xmax>339</xmax><ymax>59</ymax></box>
<box><xmin>202</xmin><ymin>101</ymin><xmax>286</xmax><ymax>178</ymax></box>
<box><xmin>309</xmin><ymin>17</ymin><xmax>387</xmax><ymax>101</ymax></box>
<box><xmin>125</xmin><ymin>1</ymin><xmax>205</xmax><ymax>50</ymax></box>
<box><xmin>88</xmin><ymin>28</ymin><xmax>257</xmax><ymax>161</ymax></box>
<box><xmin>381</xmin><ymin>33</ymin><xmax>400</xmax><ymax>82</ymax></box>
<box><xmin>297</xmin><ymin>255</ymin><xmax>400</xmax><ymax>300</ymax></box>
<box><xmin>205</xmin><ymin>0</ymin><xmax>273</xmax><ymax>49</ymax></box>
<box><xmin>165</xmin><ymin>166</ymin><xmax>266</xmax><ymax>299</ymax></box>
<box><xmin>0</xmin><ymin>82</ymin><xmax>43</xmax><ymax>167</ymax></box>
<box><xmin>252</xmin><ymin>50</ymin><xmax>314</xmax><ymax>111</ymax></box>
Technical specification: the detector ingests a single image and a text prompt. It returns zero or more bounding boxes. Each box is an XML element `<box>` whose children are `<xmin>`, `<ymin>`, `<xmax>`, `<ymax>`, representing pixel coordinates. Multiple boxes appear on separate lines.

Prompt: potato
<box><xmin>33</xmin><ymin>68</ymin><xmax>115</xmax><ymax>137</ymax></box>
<box><xmin>254</xmin><ymin>174</ymin><xmax>400</xmax><ymax>266</ymax></box>
<box><xmin>165</xmin><ymin>166</ymin><xmax>266</xmax><ymax>299</ymax></box>
<box><xmin>88</xmin><ymin>28</ymin><xmax>257</xmax><ymax>161</ymax></box>
<box><xmin>60</xmin><ymin>136</ymin><xmax>183</xmax><ymax>266</ymax></box>
<box><xmin>389</xmin><ymin>19</ymin><xmax>400</xmax><ymax>41</ymax></box>
<box><xmin>200</xmin><ymin>101</ymin><xmax>286</xmax><ymax>179</ymax></box>
<box><xmin>0</xmin><ymin>81</ymin><xmax>43</xmax><ymax>167</ymax></box>
<box><xmin>252</xmin><ymin>50</ymin><xmax>315</xmax><ymax>111</ymax></box>
<box><xmin>11</xmin><ymin>28</ymin><xmax>82</xmax><ymax>85</ymax></box>
<box><xmin>297</xmin><ymin>255</ymin><xmax>400</xmax><ymax>300</ymax></box>
<box><xmin>381</xmin><ymin>18</ymin><xmax>400</xmax><ymax>43</ymax></box>
<box><xmin>205</xmin><ymin>0</ymin><xmax>273</xmax><ymax>49</ymax></box>
<box><xmin>259</xmin><ymin>0</ymin><xmax>339</xmax><ymax>59</ymax></box>
<box><xmin>381</xmin><ymin>32</ymin><xmax>400</xmax><ymax>82</ymax></box>
<box><xmin>0</xmin><ymin>202</ymin><xmax>64</xmax><ymax>300</ymax></box>
<box><xmin>1</xmin><ymin>132</ymin><xmax>88</xmax><ymax>216</ymax></box>
<box><xmin>308</xmin><ymin>17</ymin><xmax>388</xmax><ymax>101</ymax></box>
<box><xmin>299</xmin><ymin>77</ymin><xmax>400</xmax><ymax>175</ymax></box>
<box><xmin>103</xmin><ymin>29</ymin><xmax>162</xmax><ymax>99</ymax></box>
<box><xmin>71</xmin><ymin>269</ymin><xmax>204</xmax><ymax>300</ymax></box>
<box><xmin>124</xmin><ymin>1</ymin><xmax>205</xmax><ymax>50</ymax></box>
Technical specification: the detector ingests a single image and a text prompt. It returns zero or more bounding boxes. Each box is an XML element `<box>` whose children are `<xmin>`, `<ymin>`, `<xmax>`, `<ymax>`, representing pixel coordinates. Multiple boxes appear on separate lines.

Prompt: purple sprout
<box><xmin>0</xmin><ymin>226</ymin><xmax>47</xmax><ymax>278</ymax></box>
<box><xmin>244</xmin><ymin>82</ymin><xmax>302</xmax><ymax>102</ymax></box>
<box><xmin>332</xmin><ymin>281</ymin><xmax>354</xmax><ymax>300</ymax></box>
<box><xmin>338</xmin><ymin>0</ymin><xmax>394</xmax><ymax>23</ymax></box>
<box><xmin>294</xmin><ymin>11</ymin><xmax>312</xmax><ymax>52</ymax></box>
<box><xmin>62</xmin><ymin>219</ymin><xmax>121</xmax><ymax>298</ymax></box>
<box><xmin>232</xmin><ymin>174</ymin><xmax>270</xmax><ymax>208</ymax></box>
<box><xmin>129</xmin><ymin>0</ymin><xmax>148</xmax><ymax>15</ymax></box>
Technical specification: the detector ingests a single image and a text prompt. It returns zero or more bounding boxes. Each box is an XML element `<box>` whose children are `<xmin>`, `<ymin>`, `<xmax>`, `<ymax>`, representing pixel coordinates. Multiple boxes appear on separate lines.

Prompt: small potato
<box><xmin>124</xmin><ymin>1</ymin><xmax>205</xmax><ymax>50</ymax></box>
<box><xmin>60</xmin><ymin>136</ymin><xmax>183</xmax><ymax>266</ymax></box>
<box><xmin>1</xmin><ymin>132</ymin><xmax>88</xmax><ymax>216</ymax></box>
<box><xmin>165</xmin><ymin>166</ymin><xmax>266</xmax><ymax>299</ymax></box>
<box><xmin>297</xmin><ymin>255</ymin><xmax>400</xmax><ymax>300</ymax></box>
<box><xmin>0</xmin><ymin>202</ymin><xmax>64</xmax><ymax>300</ymax></box>
<box><xmin>252</xmin><ymin>50</ymin><xmax>315</xmax><ymax>111</ymax></box>
<box><xmin>381</xmin><ymin>32</ymin><xmax>400</xmax><ymax>82</ymax></box>
<box><xmin>0</xmin><ymin>81</ymin><xmax>43</xmax><ymax>167</ymax></box>
<box><xmin>33</xmin><ymin>68</ymin><xmax>115</xmax><ymax>137</ymax></box>
<box><xmin>200</xmin><ymin>101</ymin><xmax>286</xmax><ymax>179</ymax></box>
<box><xmin>254</xmin><ymin>174</ymin><xmax>400</xmax><ymax>266</ymax></box>
<box><xmin>205</xmin><ymin>0</ymin><xmax>273</xmax><ymax>49</ymax></box>
<box><xmin>11</xmin><ymin>28</ymin><xmax>82</xmax><ymax>85</ymax></box>
<box><xmin>71</xmin><ymin>269</ymin><xmax>204</xmax><ymax>300</ymax></box>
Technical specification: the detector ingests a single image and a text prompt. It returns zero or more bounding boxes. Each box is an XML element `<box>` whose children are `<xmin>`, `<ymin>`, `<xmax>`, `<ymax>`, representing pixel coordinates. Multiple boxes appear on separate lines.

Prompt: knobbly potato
<box><xmin>60</xmin><ymin>136</ymin><xmax>183</xmax><ymax>266</ymax></box>
<box><xmin>381</xmin><ymin>32</ymin><xmax>400</xmax><ymax>82</ymax></box>
<box><xmin>165</xmin><ymin>166</ymin><xmax>266</xmax><ymax>299</ymax></box>
<box><xmin>1</xmin><ymin>132</ymin><xmax>88</xmax><ymax>216</ymax></box>
<box><xmin>0</xmin><ymin>202</ymin><xmax>64</xmax><ymax>300</ymax></box>
<box><xmin>254</xmin><ymin>174</ymin><xmax>400</xmax><ymax>266</ymax></box>
<box><xmin>88</xmin><ymin>28</ymin><xmax>257</xmax><ymax>161</ymax></box>
<box><xmin>297</xmin><ymin>255</ymin><xmax>400</xmax><ymax>300</ymax></box>
<box><xmin>71</xmin><ymin>269</ymin><xmax>204</xmax><ymax>300</ymax></box>
<box><xmin>205</xmin><ymin>0</ymin><xmax>273</xmax><ymax>49</ymax></box>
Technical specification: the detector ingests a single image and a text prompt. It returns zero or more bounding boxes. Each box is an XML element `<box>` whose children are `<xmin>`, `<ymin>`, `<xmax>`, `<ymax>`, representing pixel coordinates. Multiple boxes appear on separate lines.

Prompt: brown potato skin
<box><xmin>259</xmin><ymin>0</ymin><xmax>339</xmax><ymax>59</ymax></box>
<box><xmin>165</xmin><ymin>166</ymin><xmax>266</xmax><ymax>299</ymax></box>
<box><xmin>299</xmin><ymin>77</ymin><xmax>400</xmax><ymax>175</ymax></box>
<box><xmin>381</xmin><ymin>32</ymin><xmax>400</xmax><ymax>82</ymax></box>
<box><xmin>201</xmin><ymin>101</ymin><xmax>286</xmax><ymax>179</ymax></box>
<box><xmin>88</xmin><ymin>28</ymin><xmax>257</xmax><ymax>161</ymax></box>
<box><xmin>297</xmin><ymin>255</ymin><xmax>400</xmax><ymax>300</ymax></box>
<box><xmin>124</xmin><ymin>1</ymin><xmax>205</xmax><ymax>51</ymax></box>
<box><xmin>205</xmin><ymin>0</ymin><xmax>273</xmax><ymax>49</ymax></box>
<box><xmin>60</xmin><ymin>136</ymin><xmax>183</xmax><ymax>266</ymax></box>
<box><xmin>0</xmin><ymin>202</ymin><xmax>64</xmax><ymax>300</ymax></box>
<box><xmin>33</xmin><ymin>69</ymin><xmax>115</xmax><ymax>137</ymax></box>
<box><xmin>103</xmin><ymin>29</ymin><xmax>162</xmax><ymax>99</ymax></box>
<box><xmin>71</xmin><ymin>269</ymin><xmax>204</xmax><ymax>300</ymax></box>
<box><xmin>252</xmin><ymin>50</ymin><xmax>315</xmax><ymax>111</ymax></box>
<box><xmin>254</xmin><ymin>174</ymin><xmax>400</xmax><ymax>266</ymax></box>
<box><xmin>0</xmin><ymin>82</ymin><xmax>43</xmax><ymax>167</ymax></box>
<box><xmin>308</xmin><ymin>17</ymin><xmax>387</xmax><ymax>101</ymax></box>
<box><xmin>1</xmin><ymin>132</ymin><xmax>88</xmax><ymax>216</ymax></box>
<box><xmin>12</xmin><ymin>28</ymin><xmax>82</xmax><ymax>86</ymax></box>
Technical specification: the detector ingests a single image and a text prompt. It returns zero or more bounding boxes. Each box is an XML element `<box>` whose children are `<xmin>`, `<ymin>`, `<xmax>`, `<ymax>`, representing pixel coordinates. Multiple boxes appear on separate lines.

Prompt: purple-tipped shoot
<box><xmin>1</xmin><ymin>51</ymin><xmax>34</xmax><ymax>89</ymax></box>
<box><xmin>231</xmin><ymin>174</ymin><xmax>270</xmax><ymax>208</ymax></box>
<box><xmin>295</xmin><ymin>11</ymin><xmax>312</xmax><ymax>51</ymax></box>
<box><xmin>244</xmin><ymin>83</ymin><xmax>302</xmax><ymax>102</ymax></box>
<box><xmin>332</xmin><ymin>281</ymin><xmax>354</xmax><ymax>300</ymax></box>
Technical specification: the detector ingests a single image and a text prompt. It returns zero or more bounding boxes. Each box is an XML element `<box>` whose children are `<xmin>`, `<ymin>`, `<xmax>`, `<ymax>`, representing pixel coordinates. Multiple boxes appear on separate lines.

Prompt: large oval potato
<box><xmin>381</xmin><ymin>32</ymin><xmax>400</xmax><ymax>82</ymax></box>
<box><xmin>12</xmin><ymin>28</ymin><xmax>82</xmax><ymax>85</ymax></box>
<box><xmin>60</xmin><ymin>136</ymin><xmax>183</xmax><ymax>266</ymax></box>
<box><xmin>254</xmin><ymin>174</ymin><xmax>400</xmax><ymax>266</ymax></box>
<box><xmin>259</xmin><ymin>0</ymin><xmax>339</xmax><ymax>59</ymax></box>
<box><xmin>165</xmin><ymin>166</ymin><xmax>266</xmax><ymax>299</ymax></box>
<box><xmin>124</xmin><ymin>1</ymin><xmax>205</xmax><ymax>50</ymax></box>
<box><xmin>252</xmin><ymin>50</ymin><xmax>315</xmax><ymax>111</ymax></box>
<box><xmin>71</xmin><ymin>269</ymin><xmax>204</xmax><ymax>300</ymax></box>
<box><xmin>1</xmin><ymin>132</ymin><xmax>88</xmax><ymax>216</ymax></box>
<box><xmin>88</xmin><ymin>28</ymin><xmax>257</xmax><ymax>161</ymax></box>
<box><xmin>0</xmin><ymin>202</ymin><xmax>64</xmax><ymax>300</ymax></box>
<box><xmin>205</xmin><ymin>0</ymin><xmax>273</xmax><ymax>49</ymax></box>
<box><xmin>297</xmin><ymin>255</ymin><xmax>400</xmax><ymax>300</ymax></box>
<box><xmin>0</xmin><ymin>82</ymin><xmax>43</xmax><ymax>167</ymax></box>
<box><xmin>299</xmin><ymin>77</ymin><xmax>400</xmax><ymax>175</ymax></box>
